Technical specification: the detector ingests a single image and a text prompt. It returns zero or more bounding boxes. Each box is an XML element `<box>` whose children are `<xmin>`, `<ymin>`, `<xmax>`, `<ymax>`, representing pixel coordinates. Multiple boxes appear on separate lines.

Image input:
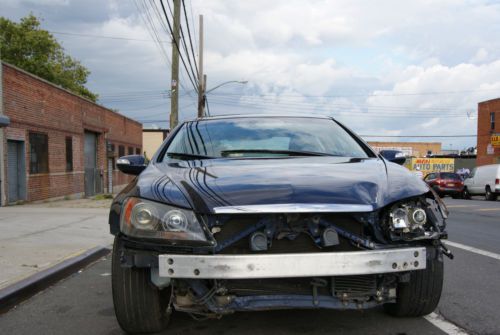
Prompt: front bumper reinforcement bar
<box><xmin>159</xmin><ymin>247</ymin><xmax>426</xmax><ymax>279</ymax></box>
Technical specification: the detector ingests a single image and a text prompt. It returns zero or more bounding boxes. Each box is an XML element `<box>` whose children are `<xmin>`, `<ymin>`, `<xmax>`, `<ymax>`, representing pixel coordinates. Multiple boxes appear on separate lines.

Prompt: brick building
<box><xmin>368</xmin><ymin>141</ymin><xmax>442</xmax><ymax>157</ymax></box>
<box><xmin>477</xmin><ymin>98</ymin><xmax>500</xmax><ymax>166</ymax></box>
<box><xmin>0</xmin><ymin>62</ymin><xmax>142</xmax><ymax>205</ymax></box>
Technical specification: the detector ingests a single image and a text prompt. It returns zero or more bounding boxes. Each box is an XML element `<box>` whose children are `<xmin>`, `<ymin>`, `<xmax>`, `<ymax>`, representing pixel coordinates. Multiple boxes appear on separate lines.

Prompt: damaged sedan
<box><xmin>109</xmin><ymin>115</ymin><xmax>451</xmax><ymax>333</ymax></box>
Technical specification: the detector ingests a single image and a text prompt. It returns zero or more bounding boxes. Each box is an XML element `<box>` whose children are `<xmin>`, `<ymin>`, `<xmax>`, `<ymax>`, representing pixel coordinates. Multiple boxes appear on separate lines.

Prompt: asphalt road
<box><xmin>1</xmin><ymin>197</ymin><xmax>499</xmax><ymax>335</ymax></box>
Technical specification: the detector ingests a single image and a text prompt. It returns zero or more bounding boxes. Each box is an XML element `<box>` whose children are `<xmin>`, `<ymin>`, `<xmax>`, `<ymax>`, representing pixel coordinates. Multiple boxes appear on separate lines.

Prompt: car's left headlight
<box><xmin>389</xmin><ymin>204</ymin><xmax>427</xmax><ymax>233</ymax></box>
<box><xmin>120</xmin><ymin>197</ymin><xmax>207</xmax><ymax>241</ymax></box>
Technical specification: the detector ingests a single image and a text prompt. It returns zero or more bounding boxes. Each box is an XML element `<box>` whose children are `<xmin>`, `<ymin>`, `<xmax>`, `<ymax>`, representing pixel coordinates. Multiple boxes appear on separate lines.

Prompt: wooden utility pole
<box><xmin>170</xmin><ymin>0</ymin><xmax>181</xmax><ymax>129</ymax></box>
<box><xmin>197</xmin><ymin>14</ymin><xmax>205</xmax><ymax>118</ymax></box>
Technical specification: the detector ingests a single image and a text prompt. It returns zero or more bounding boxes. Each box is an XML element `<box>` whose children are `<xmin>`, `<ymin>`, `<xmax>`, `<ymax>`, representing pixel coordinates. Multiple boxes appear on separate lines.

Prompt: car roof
<box><xmin>186</xmin><ymin>113</ymin><xmax>334</xmax><ymax>122</ymax></box>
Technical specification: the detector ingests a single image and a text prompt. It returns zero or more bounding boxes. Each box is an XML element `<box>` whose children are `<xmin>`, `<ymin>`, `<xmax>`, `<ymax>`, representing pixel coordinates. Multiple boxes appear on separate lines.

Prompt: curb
<box><xmin>0</xmin><ymin>246</ymin><xmax>111</xmax><ymax>314</ymax></box>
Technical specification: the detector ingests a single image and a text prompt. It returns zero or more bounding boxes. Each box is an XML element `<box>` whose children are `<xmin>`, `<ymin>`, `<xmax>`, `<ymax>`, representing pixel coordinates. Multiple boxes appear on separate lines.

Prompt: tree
<box><xmin>0</xmin><ymin>14</ymin><xmax>98</xmax><ymax>102</ymax></box>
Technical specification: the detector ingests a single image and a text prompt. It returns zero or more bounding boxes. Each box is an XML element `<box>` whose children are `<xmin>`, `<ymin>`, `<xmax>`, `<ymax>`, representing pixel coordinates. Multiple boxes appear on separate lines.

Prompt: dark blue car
<box><xmin>110</xmin><ymin>115</ymin><xmax>450</xmax><ymax>333</ymax></box>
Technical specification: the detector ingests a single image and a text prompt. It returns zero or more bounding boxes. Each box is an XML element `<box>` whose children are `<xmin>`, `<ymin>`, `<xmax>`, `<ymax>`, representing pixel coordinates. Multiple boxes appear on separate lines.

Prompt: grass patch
<box><xmin>93</xmin><ymin>194</ymin><xmax>114</xmax><ymax>200</ymax></box>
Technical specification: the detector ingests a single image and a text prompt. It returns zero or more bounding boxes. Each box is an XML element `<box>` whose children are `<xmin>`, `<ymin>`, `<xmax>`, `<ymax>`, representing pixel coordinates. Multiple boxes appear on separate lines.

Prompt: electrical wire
<box><xmin>158</xmin><ymin>0</ymin><xmax>199</xmax><ymax>92</ymax></box>
<box><xmin>182</xmin><ymin>0</ymin><xmax>199</xmax><ymax>78</ymax></box>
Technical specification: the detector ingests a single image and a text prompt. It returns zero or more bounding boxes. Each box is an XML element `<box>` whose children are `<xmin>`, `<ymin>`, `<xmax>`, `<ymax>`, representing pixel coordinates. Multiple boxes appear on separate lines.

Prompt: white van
<box><xmin>463</xmin><ymin>164</ymin><xmax>500</xmax><ymax>200</ymax></box>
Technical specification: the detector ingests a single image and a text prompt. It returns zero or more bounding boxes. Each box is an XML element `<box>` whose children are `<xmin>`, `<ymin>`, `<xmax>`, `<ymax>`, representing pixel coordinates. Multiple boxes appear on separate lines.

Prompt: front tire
<box><xmin>462</xmin><ymin>188</ymin><xmax>471</xmax><ymax>200</ymax></box>
<box><xmin>485</xmin><ymin>187</ymin><xmax>498</xmax><ymax>201</ymax></box>
<box><xmin>384</xmin><ymin>248</ymin><xmax>443</xmax><ymax>317</ymax></box>
<box><xmin>112</xmin><ymin>237</ymin><xmax>171</xmax><ymax>334</ymax></box>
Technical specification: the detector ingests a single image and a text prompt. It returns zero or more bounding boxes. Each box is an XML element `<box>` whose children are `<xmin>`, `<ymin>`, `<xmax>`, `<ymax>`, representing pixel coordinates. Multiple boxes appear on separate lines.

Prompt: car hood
<box><xmin>137</xmin><ymin>157</ymin><xmax>428</xmax><ymax>214</ymax></box>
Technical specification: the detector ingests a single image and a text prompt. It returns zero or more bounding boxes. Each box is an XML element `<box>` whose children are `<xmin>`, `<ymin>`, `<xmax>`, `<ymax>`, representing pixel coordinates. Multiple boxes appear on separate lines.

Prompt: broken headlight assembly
<box><xmin>120</xmin><ymin>197</ymin><xmax>207</xmax><ymax>241</ymax></box>
<box><xmin>384</xmin><ymin>199</ymin><xmax>440</xmax><ymax>241</ymax></box>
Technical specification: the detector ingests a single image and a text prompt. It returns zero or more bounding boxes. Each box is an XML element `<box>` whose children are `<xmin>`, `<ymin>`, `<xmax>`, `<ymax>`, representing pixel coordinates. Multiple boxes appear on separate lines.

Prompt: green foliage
<box><xmin>0</xmin><ymin>14</ymin><xmax>98</xmax><ymax>102</ymax></box>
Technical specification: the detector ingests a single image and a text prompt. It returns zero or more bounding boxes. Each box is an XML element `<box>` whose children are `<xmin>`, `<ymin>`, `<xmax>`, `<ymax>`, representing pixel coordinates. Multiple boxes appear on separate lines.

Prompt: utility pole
<box><xmin>197</xmin><ymin>14</ymin><xmax>205</xmax><ymax>118</ymax></box>
<box><xmin>170</xmin><ymin>0</ymin><xmax>181</xmax><ymax>129</ymax></box>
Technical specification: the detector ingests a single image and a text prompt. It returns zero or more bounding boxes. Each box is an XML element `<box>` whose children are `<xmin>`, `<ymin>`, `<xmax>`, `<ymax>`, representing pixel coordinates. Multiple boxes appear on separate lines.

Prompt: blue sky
<box><xmin>3</xmin><ymin>0</ymin><xmax>500</xmax><ymax>150</ymax></box>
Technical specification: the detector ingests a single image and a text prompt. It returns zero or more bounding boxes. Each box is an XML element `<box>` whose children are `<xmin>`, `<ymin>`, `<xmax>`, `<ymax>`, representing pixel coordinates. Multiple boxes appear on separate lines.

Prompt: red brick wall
<box><xmin>2</xmin><ymin>63</ymin><xmax>142</xmax><ymax>203</ymax></box>
<box><xmin>477</xmin><ymin>99</ymin><xmax>500</xmax><ymax>166</ymax></box>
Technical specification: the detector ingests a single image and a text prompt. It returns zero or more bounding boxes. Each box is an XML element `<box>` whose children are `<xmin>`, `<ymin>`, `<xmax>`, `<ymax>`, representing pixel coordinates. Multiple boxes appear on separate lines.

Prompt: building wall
<box><xmin>477</xmin><ymin>98</ymin><xmax>500</xmax><ymax>166</ymax></box>
<box><xmin>368</xmin><ymin>141</ymin><xmax>442</xmax><ymax>157</ymax></box>
<box><xmin>143</xmin><ymin>130</ymin><xmax>168</xmax><ymax>160</ymax></box>
<box><xmin>1</xmin><ymin>62</ymin><xmax>142</xmax><ymax>203</ymax></box>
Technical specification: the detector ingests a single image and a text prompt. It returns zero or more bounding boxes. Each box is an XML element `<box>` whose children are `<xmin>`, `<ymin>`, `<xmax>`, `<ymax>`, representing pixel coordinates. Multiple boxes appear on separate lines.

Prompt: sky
<box><xmin>3</xmin><ymin>0</ymin><xmax>500</xmax><ymax>150</ymax></box>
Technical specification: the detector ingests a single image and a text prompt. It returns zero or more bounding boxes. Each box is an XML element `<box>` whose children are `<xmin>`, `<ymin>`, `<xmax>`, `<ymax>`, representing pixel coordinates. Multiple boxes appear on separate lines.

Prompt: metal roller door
<box><xmin>7</xmin><ymin>140</ymin><xmax>26</xmax><ymax>203</ymax></box>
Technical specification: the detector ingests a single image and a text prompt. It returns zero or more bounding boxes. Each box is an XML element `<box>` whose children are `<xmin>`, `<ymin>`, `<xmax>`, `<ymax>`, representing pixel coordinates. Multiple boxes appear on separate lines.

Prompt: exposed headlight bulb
<box><xmin>391</xmin><ymin>207</ymin><xmax>409</xmax><ymax>230</ymax></box>
<box><xmin>411</xmin><ymin>208</ymin><xmax>427</xmax><ymax>228</ymax></box>
<box><xmin>163</xmin><ymin>210</ymin><xmax>188</xmax><ymax>231</ymax></box>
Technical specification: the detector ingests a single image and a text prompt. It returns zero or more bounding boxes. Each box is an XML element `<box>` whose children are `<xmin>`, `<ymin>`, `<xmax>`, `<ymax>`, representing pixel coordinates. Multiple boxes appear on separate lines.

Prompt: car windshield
<box><xmin>440</xmin><ymin>173</ymin><xmax>460</xmax><ymax>180</ymax></box>
<box><xmin>162</xmin><ymin>117</ymin><xmax>371</xmax><ymax>160</ymax></box>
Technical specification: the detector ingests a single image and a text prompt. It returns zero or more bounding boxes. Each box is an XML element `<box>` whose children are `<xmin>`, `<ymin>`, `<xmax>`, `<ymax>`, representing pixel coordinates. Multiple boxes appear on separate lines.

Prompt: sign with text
<box><xmin>491</xmin><ymin>134</ymin><xmax>500</xmax><ymax>147</ymax></box>
<box><xmin>405</xmin><ymin>158</ymin><xmax>455</xmax><ymax>175</ymax></box>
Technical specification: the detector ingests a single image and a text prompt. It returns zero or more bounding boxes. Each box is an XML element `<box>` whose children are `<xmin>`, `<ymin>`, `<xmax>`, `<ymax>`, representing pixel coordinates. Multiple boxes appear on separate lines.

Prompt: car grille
<box><xmin>209</xmin><ymin>213</ymin><xmax>364</xmax><ymax>254</ymax></box>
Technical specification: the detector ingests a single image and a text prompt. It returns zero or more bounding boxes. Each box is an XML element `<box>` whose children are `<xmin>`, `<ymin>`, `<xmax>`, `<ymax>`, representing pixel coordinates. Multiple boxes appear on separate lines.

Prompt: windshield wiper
<box><xmin>167</xmin><ymin>152</ymin><xmax>214</xmax><ymax>160</ymax></box>
<box><xmin>220</xmin><ymin>149</ymin><xmax>338</xmax><ymax>157</ymax></box>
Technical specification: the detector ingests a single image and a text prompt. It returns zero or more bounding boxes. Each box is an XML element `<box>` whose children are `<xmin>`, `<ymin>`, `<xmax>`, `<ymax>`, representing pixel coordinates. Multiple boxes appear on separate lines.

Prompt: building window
<box><xmin>118</xmin><ymin>145</ymin><xmax>125</xmax><ymax>157</ymax></box>
<box><xmin>66</xmin><ymin>137</ymin><xmax>73</xmax><ymax>172</ymax></box>
<box><xmin>136</xmin><ymin>148</ymin><xmax>141</xmax><ymax>155</ymax></box>
<box><xmin>128</xmin><ymin>146</ymin><xmax>134</xmax><ymax>155</ymax></box>
<box><xmin>29</xmin><ymin>132</ymin><xmax>49</xmax><ymax>174</ymax></box>
<box><xmin>491</xmin><ymin>112</ymin><xmax>496</xmax><ymax>130</ymax></box>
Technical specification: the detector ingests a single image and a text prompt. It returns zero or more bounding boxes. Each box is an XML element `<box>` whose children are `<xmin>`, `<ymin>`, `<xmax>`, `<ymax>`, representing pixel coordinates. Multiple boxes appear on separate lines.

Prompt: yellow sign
<box><xmin>405</xmin><ymin>158</ymin><xmax>455</xmax><ymax>176</ymax></box>
<box><xmin>492</xmin><ymin>134</ymin><xmax>500</xmax><ymax>147</ymax></box>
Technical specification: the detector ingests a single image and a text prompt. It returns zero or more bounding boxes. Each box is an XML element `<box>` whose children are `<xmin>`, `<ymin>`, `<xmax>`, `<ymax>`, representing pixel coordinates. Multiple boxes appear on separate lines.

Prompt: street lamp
<box><xmin>199</xmin><ymin>80</ymin><xmax>248</xmax><ymax>117</ymax></box>
<box><xmin>205</xmin><ymin>80</ymin><xmax>248</xmax><ymax>94</ymax></box>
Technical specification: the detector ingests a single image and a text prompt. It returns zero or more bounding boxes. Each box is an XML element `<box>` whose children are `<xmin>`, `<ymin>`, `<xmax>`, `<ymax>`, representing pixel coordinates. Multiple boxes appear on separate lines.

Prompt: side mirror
<box><xmin>379</xmin><ymin>151</ymin><xmax>406</xmax><ymax>165</ymax></box>
<box><xmin>116</xmin><ymin>155</ymin><xmax>146</xmax><ymax>175</ymax></box>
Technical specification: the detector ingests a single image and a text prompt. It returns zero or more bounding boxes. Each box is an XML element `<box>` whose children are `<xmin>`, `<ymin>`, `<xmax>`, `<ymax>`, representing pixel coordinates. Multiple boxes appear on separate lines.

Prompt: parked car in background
<box><xmin>463</xmin><ymin>164</ymin><xmax>500</xmax><ymax>201</ymax></box>
<box><xmin>424</xmin><ymin>172</ymin><xmax>464</xmax><ymax>198</ymax></box>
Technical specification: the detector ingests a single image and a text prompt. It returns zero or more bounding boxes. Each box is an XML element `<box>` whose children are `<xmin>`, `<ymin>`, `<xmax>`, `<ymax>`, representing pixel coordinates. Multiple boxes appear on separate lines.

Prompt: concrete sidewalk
<box><xmin>0</xmin><ymin>203</ymin><xmax>113</xmax><ymax>290</ymax></box>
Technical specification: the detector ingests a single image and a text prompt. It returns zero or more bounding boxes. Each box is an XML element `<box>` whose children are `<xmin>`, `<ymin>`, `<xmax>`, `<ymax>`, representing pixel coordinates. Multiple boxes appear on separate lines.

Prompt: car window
<box><xmin>469</xmin><ymin>168</ymin><xmax>477</xmax><ymax>178</ymax></box>
<box><xmin>440</xmin><ymin>172</ymin><xmax>460</xmax><ymax>180</ymax></box>
<box><xmin>163</xmin><ymin>118</ymin><xmax>371</xmax><ymax>159</ymax></box>
<box><xmin>425</xmin><ymin>173</ymin><xmax>435</xmax><ymax>180</ymax></box>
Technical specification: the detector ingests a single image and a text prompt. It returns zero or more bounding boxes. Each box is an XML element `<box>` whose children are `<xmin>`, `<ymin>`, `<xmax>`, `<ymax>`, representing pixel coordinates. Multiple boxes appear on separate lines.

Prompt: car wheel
<box><xmin>384</xmin><ymin>248</ymin><xmax>443</xmax><ymax>317</ymax></box>
<box><xmin>462</xmin><ymin>188</ymin><xmax>471</xmax><ymax>200</ymax></box>
<box><xmin>485</xmin><ymin>187</ymin><xmax>498</xmax><ymax>201</ymax></box>
<box><xmin>112</xmin><ymin>237</ymin><xmax>171</xmax><ymax>334</ymax></box>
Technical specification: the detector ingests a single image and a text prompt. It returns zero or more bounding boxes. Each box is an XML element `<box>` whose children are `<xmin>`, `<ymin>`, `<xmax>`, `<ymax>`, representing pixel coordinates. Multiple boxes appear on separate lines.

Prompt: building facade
<box><xmin>1</xmin><ymin>62</ymin><xmax>142</xmax><ymax>205</ymax></box>
<box><xmin>368</xmin><ymin>141</ymin><xmax>442</xmax><ymax>157</ymax></box>
<box><xmin>142</xmin><ymin>129</ymin><xmax>169</xmax><ymax>160</ymax></box>
<box><xmin>477</xmin><ymin>98</ymin><xmax>500</xmax><ymax>166</ymax></box>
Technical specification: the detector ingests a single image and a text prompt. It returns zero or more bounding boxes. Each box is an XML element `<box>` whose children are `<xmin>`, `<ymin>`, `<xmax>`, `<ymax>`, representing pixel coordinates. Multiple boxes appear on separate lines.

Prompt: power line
<box><xmin>158</xmin><ymin>0</ymin><xmax>199</xmax><ymax>92</ymax></box>
<box><xmin>182</xmin><ymin>0</ymin><xmax>199</xmax><ymax>78</ymax></box>
<box><xmin>49</xmin><ymin>30</ymin><xmax>169</xmax><ymax>42</ymax></box>
<box><xmin>164</xmin><ymin>0</ymin><xmax>199</xmax><ymax>84</ymax></box>
<box><xmin>360</xmin><ymin>134</ymin><xmax>478</xmax><ymax>138</ymax></box>
<box><xmin>209</xmin><ymin>88</ymin><xmax>500</xmax><ymax>98</ymax></box>
<box><xmin>207</xmin><ymin>95</ymin><xmax>468</xmax><ymax>113</ymax></box>
<box><xmin>207</xmin><ymin>99</ymin><xmax>474</xmax><ymax>118</ymax></box>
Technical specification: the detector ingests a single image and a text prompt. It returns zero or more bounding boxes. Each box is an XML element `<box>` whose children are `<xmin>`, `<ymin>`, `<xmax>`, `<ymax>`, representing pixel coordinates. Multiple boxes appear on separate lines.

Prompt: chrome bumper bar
<box><xmin>158</xmin><ymin>247</ymin><xmax>426</xmax><ymax>279</ymax></box>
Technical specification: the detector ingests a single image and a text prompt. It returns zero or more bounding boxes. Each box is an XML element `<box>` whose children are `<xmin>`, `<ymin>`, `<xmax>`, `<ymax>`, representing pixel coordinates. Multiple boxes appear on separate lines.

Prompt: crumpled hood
<box><xmin>137</xmin><ymin>157</ymin><xmax>428</xmax><ymax>214</ymax></box>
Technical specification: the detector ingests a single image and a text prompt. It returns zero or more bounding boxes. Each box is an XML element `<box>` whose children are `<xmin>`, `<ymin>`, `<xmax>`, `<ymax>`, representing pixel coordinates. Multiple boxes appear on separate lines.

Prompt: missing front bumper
<box><xmin>158</xmin><ymin>247</ymin><xmax>426</xmax><ymax>279</ymax></box>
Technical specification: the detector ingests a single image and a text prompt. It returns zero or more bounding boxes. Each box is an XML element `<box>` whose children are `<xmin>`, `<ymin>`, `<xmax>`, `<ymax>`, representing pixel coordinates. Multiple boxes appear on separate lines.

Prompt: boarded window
<box><xmin>128</xmin><ymin>147</ymin><xmax>134</xmax><ymax>155</ymax></box>
<box><xmin>66</xmin><ymin>137</ymin><xmax>73</xmax><ymax>172</ymax></box>
<box><xmin>136</xmin><ymin>148</ymin><xmax>141</xmax><ymax>155</ymax></box>
<box><xmin>29</xmin><ymin>132</ymin><xmax>49</xmax><ymax>174</ymax></box>
<box><xmin>118</xmin><ymin>145</ymin><xmax>125</xmax><ymax>157</ymax></box>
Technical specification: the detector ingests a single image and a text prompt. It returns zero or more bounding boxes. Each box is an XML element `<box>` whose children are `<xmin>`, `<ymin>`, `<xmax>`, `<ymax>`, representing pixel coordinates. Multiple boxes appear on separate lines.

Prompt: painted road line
<box><xmin>476</xmin><ymin>208</ymin><xmax>500</xmax><ymax>211</ymax></box>
<box><xmin>424</xmin><ymin>312</ymin><xmax>469</xmax><ymax>335</ymax></box>
<box><xmin>445</xmin><ymin>205</ymin><xmax>478</xmax><ymax>208</ymax></box>
<box><xmin>445</xmin><ymin>241</ymin><xmax>500</xmax><ymax>261</ymax></box>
